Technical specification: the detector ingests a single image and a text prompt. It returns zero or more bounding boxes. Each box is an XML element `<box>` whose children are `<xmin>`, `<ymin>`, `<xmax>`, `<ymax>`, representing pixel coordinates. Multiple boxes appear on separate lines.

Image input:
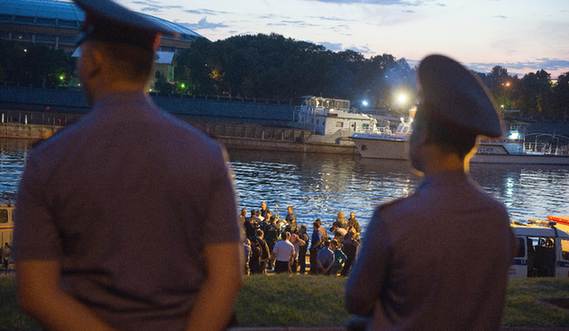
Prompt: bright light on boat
<box><xmin>361</xmin><ymin>100</ymin><xmax>369</xmax><ymax>107</ymax></box>
<box><xmin>508</xmin><ymin>130</ymin><xmax>520</xmax><ymax>140</ymax></box>
<box><xmin>396</xmin><ymin>92</ymin><xmax>409</xmax><ymax>106</ymax></box>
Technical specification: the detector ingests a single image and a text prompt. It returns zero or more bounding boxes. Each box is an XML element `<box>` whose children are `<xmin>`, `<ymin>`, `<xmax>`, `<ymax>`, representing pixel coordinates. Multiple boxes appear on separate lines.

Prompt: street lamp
<box><xmin>395</xmin><ymin>92</ymin><xmax>409</xmax><ymax>107</ymax></box>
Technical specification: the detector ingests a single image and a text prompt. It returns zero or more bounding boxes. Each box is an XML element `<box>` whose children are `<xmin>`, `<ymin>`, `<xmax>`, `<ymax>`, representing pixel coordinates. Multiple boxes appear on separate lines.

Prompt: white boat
<box><xmin>353</xmin><ymin>131</ymin><xmax>569</xmax><ymax>166</ymax></box>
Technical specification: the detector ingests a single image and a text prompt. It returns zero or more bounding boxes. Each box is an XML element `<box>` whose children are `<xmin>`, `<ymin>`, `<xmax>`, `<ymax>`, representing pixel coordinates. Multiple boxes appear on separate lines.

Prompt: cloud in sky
<box><xmin>317</xmin><ymin>41</ymin><xmax>373</xmax><ymax>55</ymax></box>
<box><xmin>319</xmin><ymin>41</ymin><xmax>344</xmax><ymax>51</ymax></box>
<box><xmin>141</xmin><ymin>6</ymin><xmax>160</xmax><ymax>12</ymax></box>
<box><xmin>467</xmin><ymin>58</ymin><xmax>569</xmax><ymax>76</ymax></box>
<box><xmin>349</xmin><ymin>45</ymin><xmax>372</xmax><ymax>53</ymax></box>
<box><xmin>309</xmin><ymin>16</ymin><xmax>357</xmax><ymax>22</ymax></box>
<box><xmin>182</xmin><ymin>17</ymin><xmax>228</xmax><ymax>30</ymax></box>
<box><xmin>131</xmin><ymin>0</ymin><xmax>181</xmax><ymax>12</ymax></box>
<box><xmin>184</xmin><ymin>8</ymin><xmax>229</xmax><ymax>16</ymax></box>
<box><xmin>305</xmin><ymin>0</ymin><xmax>423</xmax><ymax>5</ymax></box>
<box><xmin>119</xmin><ymin>0</ymin><xmax>569</xmax><ymax>77</ymax></box>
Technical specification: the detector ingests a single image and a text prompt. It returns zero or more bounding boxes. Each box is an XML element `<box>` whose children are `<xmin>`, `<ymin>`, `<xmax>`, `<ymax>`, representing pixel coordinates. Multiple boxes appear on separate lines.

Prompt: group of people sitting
<box><xmin>240</xmin><ymin>201</ymin><xmax>362</xmax><ymax>276</ymax></box>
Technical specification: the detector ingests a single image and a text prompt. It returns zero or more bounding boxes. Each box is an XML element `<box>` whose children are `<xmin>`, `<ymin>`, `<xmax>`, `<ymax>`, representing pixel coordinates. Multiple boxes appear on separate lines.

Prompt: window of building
<box><xmin>59</xmin><ymin>35</ymin><xmax>78</xmax><ymax>44</ymax></box>
<box><xmin>158</xmin><ymin>46</ymin><xmax>176</xmax><ymax>52</ymax></box>
<box><xmin>562</xmin><ymin>239</ymin><xmax>569</xmax><ymax>261</ymax></box>
<box><xmin>0</xmin><ymin>209</ymin><xmax>7</xmax><ymax>224</ymax></box>
<box><xmin>0</xmin><ymin>31</ymin><xmax>9</xmax><ymax>40</ymax></box>
<box><xmin>336</xmin><ymin>122</ymin><xmax>344</xmax><ymax>128</ymax></box>
<box><xmin>14</xmin><ymin>33</ymin><xmax>32</xmax><ymax>41</ymax></box>
<box><xmin>58</xmin><ymin>19</ymin><xmax>78</xmax><ymax>27</ymax></box>
<box><xmin>0</xmin><ymin>14</ymin><xmax>12</xmax><ymax>22</ymax></box>
<box><xmin>36</xmin><ymin>18</ymin><xmax>56</xmax><ymax>26</ymax></box>
<box><xmin>14</xmin><ymin>16</ymin><xmax>34</xmax><ymax>23</ymax></box>
<box><xmin>36</xmin><ymin>34</ymin><xmax>56</xmax><ymax>43</ymax></box>
<box><xmin>515</xmin><ymin>237</ymin><xmax>525</xmax><ymax>257</ymax></box>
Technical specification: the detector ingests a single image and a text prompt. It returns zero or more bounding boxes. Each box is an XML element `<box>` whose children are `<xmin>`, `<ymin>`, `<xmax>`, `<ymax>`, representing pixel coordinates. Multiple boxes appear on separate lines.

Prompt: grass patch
<box><xmin>236</xmin><ymin>275</ymin><xmax>348</xmax><ymax>326</ymax></box>
<box><xmin>504</xmin><ymin>278</ymin><xmax>569</xmax><ymax>327</ymax></box>
<box><xmin>0</xmin><ymin>277</ymin><xmax>37</xmax><ymax>331</ymax></box>
<box><xmin>2</xmin><ymin>275</ymin><xmax>569</xmax><ymax>329</ymax></box>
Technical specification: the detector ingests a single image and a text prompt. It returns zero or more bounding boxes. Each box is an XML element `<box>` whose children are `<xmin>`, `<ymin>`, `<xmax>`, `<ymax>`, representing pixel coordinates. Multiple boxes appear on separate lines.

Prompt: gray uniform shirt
<box><xmin>346</xmin><ymin>171</ymin><xmax>515</xmax><ymax>330</ymax></box>
<box><xmin>14</xmin><ymin>91</ymin><xmax>240</xmax><ymax>331</ymax></box>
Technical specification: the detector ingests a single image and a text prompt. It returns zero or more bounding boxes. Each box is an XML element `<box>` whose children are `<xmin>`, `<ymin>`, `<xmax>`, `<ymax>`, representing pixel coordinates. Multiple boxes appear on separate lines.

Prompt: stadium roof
<box><xmin>0</xmin><ymin>0</ymin><xmax>202</xmax><ymax>39</ymax></box>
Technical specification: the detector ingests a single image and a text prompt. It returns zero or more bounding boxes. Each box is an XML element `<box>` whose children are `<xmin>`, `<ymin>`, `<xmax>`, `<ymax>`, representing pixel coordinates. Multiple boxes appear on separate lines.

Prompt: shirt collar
<box><xmin>92</xmin><ymin>91</ymin><xmax>156</xmax><ymax>115</ymax></box>
<box><xmin>418</xmin><ymin>170</ymin><xmax>473</xmax><ymax>190</ymax></box>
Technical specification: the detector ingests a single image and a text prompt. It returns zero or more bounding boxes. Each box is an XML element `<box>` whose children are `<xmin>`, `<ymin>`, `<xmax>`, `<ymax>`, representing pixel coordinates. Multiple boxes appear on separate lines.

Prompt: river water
<box><xmin>2</xmin><ymin>139</ymin><xmax>569</xmax><ymax>232</ymax></box>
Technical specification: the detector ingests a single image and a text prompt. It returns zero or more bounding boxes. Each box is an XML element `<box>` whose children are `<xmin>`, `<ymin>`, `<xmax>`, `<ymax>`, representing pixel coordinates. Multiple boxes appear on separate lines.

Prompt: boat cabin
<box><xmin>295</xmin><ymin>96</ymin><xmax>377</xmax><ymax>135</ymax></box>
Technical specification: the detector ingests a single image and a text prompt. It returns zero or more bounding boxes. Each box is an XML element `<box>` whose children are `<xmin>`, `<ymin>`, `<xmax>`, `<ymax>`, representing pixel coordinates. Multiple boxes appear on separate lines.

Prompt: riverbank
<box><xmin>2</xmin><ymin>275</ymin><xmax>568</xmax><ymax>330</ymax></box>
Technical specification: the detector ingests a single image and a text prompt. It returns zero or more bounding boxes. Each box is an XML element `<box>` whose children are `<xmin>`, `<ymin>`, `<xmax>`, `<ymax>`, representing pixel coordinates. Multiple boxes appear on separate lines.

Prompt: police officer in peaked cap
<box><xmin>346</xmin><ymin>55</ymin><xmax>515</xmax><ymax>330</ymax></box>
<box><xmin>14</xmin><ymin>1</ymin><xmax>242</xmax><ymax>331</ymax></box>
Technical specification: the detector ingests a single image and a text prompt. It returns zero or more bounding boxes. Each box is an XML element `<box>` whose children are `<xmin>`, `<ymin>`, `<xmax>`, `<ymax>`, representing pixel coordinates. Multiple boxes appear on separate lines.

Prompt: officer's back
<box><xmin>14</xmin><ymin>1</ymin><xmax>242</xmax><ymax>331</ymax></box>
<box><xmin>346</xmin><ymin>55</ymin><xmax>515</xmax><ymax>330</ymax></box>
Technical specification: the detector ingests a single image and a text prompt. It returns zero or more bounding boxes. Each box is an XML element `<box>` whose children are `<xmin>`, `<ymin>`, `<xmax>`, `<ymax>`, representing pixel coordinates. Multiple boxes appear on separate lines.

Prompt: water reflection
<box><xmin>470</xmin><ymin>163</ymin><xmax>569</xmax><ymax>221</ymax></box>
<box><xmin>230</xmin><ymin>151</ymin><xmax>420</xmax><ymax>228</ymax></box>
<box><xmin>1</xmin><ymin>139</ymin><xmax>568</xmax><ymax>231</ymax></box>
<box><xmin>0</xmin><ymin>139</ymin><xmax>30</xmax><ymax>201</ymax></box>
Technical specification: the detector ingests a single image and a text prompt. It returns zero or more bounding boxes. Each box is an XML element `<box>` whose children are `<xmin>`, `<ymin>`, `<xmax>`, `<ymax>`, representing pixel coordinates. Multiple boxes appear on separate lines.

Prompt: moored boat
<box><xmin>353</xmin><ymin>131</ymin><xmax>569</xmax><ymax>166</ymax></box>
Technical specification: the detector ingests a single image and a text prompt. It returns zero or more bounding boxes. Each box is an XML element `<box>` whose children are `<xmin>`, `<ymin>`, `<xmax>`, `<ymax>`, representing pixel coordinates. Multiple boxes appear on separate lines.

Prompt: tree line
<box><xmin>0</xmin><ymin>35</ymin><xmax>568</xmax><ymax>120</ymax></box>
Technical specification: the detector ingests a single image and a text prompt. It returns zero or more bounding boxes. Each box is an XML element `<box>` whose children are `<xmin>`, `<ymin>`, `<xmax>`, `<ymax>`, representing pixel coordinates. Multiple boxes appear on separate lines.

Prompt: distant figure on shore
<box><xmin>260</xmin><ymin>200</ymin><xmax>271</xmax><ymax>219</ymax></box>
<box><xmin>240</xmin><ymin>207</ymin><xmax>248</xmax><ymax>225</ymax></box>
<box><xmin>298</xmin><ymin>225</ymin><xmax>310</xmax><ymax>274</ymax></box>
<box><xmin>13</xmin><ymin>1</ymin><xmax>242</xmax><ymax>331</ymax></box>
<box><xmin>346</xmin><ymin>54</ymin><xmax>515</xmax><ymax>330</ymax></box>
<box><xmin>272</xmin><ymin>232</ymin><xmax>295</xmax><ymax>273</ymax></box>
<box><xmin>316</xmin><ymin>240</ymin><xmax>335</xmax><ymax>275</ymax></box>
<box><xmin>334</xmin><ymin>211</ymin><xmax>349</xmax><ymax>229</ymax></box>
<box><xmin>285</xmin><ymin>205</ymin><xmax>296</xmax><ymax>222</ymax></box>
<box><xmin>2</xmin><ymin>242</ymin><xmax>11</xmax><ymax>272</ymax></box>
<box><xmin>347</xmin><ymin>211</ymin><xmax>361</xmax><ymax>234</ymax></box>
<box><xmin>310</xmin><ymin>219</ymin><xmax>325</xmax><ymax>274</ymax></box>
<box><xmin>290</xmin><ymin>232</ymin><xmax>306</xmax><ymax>272</ymax></box>
<box><xmin>340</xmin><ymin>230</ymin><xmax>359</xmax><ymax>277</ymax></box>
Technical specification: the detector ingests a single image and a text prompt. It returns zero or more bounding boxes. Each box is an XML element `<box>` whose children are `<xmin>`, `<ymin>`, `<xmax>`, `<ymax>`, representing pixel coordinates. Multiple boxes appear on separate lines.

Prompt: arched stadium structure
<box><xmin>0</xmin><ymin>0</ymin><xmax>203</xmax><ymax>53</ymax></box>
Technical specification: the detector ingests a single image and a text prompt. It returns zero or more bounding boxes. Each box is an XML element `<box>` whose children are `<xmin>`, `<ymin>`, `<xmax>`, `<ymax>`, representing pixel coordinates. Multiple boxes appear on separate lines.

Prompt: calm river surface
<box><xmin>2</xmin><ymin>139</ymin><xmax>569</xmax><ymax>232</ymax></box>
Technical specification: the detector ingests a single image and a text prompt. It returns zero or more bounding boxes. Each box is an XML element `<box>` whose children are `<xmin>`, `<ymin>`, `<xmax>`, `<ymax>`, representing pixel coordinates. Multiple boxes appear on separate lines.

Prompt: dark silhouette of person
<box><xmin>346</xmin><ymin>54</ymin><xmax>515</xmax><ymax>330</ymax></box>
<box><xmin>13</xmin><ymin>1</ymin><xmax>242</xmax><ymax>331</ymax></box>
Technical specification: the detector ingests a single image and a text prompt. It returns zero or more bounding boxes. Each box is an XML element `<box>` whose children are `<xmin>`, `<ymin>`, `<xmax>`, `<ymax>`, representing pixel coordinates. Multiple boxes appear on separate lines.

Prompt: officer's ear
<box><xmin>81</xmin><ymin>42</ymin><xmax>105</xmax><ymax>80</ymax></box>
<box><xmin>152</xmin><ymin>34</ymin><xmax>161</xmax><ymax>52</ymax></box>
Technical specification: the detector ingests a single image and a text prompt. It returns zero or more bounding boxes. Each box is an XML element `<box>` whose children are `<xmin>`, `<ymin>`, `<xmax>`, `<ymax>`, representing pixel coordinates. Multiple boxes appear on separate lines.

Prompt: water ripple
<box><xmin>1</xmin><ymin>140</ymin><xmax>569</xmax><ymax>232</ymax></box>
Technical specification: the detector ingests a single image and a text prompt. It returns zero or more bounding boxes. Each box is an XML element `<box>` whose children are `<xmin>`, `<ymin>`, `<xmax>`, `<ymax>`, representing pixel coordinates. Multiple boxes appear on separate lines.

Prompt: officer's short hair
<box><xmin>415</xmin><ymin>104</ymin><xmax>477</xmax><ymax>159</ymax></box>
<box><xmin>95</xmin><ymin>41</ymin><xmax>154</xmax><ymax>82</ymax></box>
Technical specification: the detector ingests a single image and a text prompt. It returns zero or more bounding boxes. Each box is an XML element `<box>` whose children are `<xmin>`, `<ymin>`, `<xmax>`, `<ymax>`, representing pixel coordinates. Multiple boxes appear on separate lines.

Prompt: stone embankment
<box><xmin>0</xmin><ymin>123</ymin><xmax>61</xmax><ymax>140</ymax></box>
<box><xmin>0</xmin><ymin>122</ymin><xmax>356</xmax><ymax>155</ymax></box>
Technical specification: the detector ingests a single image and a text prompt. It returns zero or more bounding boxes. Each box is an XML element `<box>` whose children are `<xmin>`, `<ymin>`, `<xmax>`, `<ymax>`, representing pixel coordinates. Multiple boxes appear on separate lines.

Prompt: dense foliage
<box><xmin>173</xmin><ymin>34</ymin><xmax>415</xmax><ymax>109</ymax></box>
<box><xmin>477</xmin><ymin>66</ymin><xmax>569</xmax><ymax>120</ymax></box>
<box><xmin>0</xmin><ymin>35</ymin><xmax>568</xmax><ymax>120</ymax></box>
<box><xmin>0</xmin><ymin>40</ymin><xmax>74</xmax><ymax>88</ymax></box>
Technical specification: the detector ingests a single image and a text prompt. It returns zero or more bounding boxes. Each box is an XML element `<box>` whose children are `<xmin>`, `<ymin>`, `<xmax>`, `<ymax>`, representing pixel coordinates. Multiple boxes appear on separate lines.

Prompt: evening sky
<box><xmin>119</xmin><ymin>0</ymin><xmax>569</xmax><ymax>77</ymax></box>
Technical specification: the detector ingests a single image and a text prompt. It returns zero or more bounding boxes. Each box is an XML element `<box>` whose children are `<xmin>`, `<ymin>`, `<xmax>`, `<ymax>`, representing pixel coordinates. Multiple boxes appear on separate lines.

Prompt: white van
<box><xmin>510</xmin><ymin>220</ymin><xmax>569</xmax><ymax>278</ymax></box>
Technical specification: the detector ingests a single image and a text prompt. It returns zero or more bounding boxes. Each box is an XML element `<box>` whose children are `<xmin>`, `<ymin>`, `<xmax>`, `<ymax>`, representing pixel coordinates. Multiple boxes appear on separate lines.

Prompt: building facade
<box><xmin>0</xmin><ymin>0</ymin><xmax>202</xmax><ymax>83</ymax></box>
